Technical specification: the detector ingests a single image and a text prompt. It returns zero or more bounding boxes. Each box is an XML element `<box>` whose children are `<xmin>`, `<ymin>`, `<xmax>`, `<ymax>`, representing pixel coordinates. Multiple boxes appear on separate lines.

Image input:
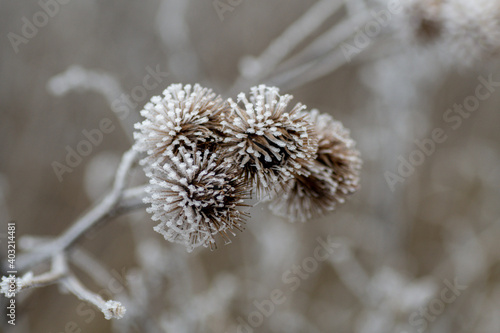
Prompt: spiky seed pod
<box><xmin>270</xmin><ymin>109</ymin><xmax>361</xmax><ymax>222</ymax></box>
<box><xmin>221</xmin><ymin>85</ymin><xmax>317</xmax><ymax>198</ymax></box>
<box><xmin>133</xmin><ymin>83</ymin><xmax>229</xmax><ymax>166</ymax></box>
<box><xmin>269</xmin><ymin>164</ymin><xmax>340</xmax><ymax>222</ymax></box>
<box><xmin>145</xmin><ymin>148</ymin><xmax>250</xmax><ymax>252</ymax></box>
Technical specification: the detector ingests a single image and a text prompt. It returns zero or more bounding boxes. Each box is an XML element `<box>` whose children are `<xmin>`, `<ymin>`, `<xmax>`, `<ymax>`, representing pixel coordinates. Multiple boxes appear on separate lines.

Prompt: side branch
<box><xmin>15</xmin><ymin>149</ymin><xmax>146</xmax><ymax>272</ymax></box>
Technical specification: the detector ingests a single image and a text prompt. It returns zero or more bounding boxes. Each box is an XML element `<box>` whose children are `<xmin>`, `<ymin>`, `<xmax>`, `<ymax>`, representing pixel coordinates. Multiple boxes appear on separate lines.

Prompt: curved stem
<box><xmin>15</xmin><ymin>149</ymin><xmax>146</xmax><ymax>272</ymax></box>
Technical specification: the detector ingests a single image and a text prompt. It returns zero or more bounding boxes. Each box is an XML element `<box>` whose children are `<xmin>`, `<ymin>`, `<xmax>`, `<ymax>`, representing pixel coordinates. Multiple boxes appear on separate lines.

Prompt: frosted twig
<box><xmin>229</xmin><ymin>0</ymin><xmax>343</xmax><ymax>94</ymax></box>
<box><xmin>47</xmin><ymin>66</ymin><xmax>140</xmax><ymax>142</ymax></box>
<box><xmin>18</xmin><ymin>235</ymin><xmax>54</xmax><ymax>251</ymax></box>
<box><xmin>271</xmin><ymin>41</ymin><xmax>375</xmax><ymax>91</ymax></box>
<box><xmin>16</xmin><ymin>149</ymin><xmax>145</xmax><ymax>272</ymax></box>
<box><xmin>47</xmin><ymin>66</ymin><xmax>123</xmax><ymax>106</ymax></box>
<box><xmin>60</xmin><ymin>274</ymin><xmax>126</xmax><ymax>320</ymax></box>
<box><xmin>1</xmin><ymin>254</ymin><xmax>67</xmax><ymax>296</ymax></box>
<box><xmin>275</xmin><ymin>12</ymin><xmax>372</xmax><ymax>74</ymax></box>
<box><xmin>1</xmin><ymin>252</ymin><xmax>127</xmax><ymax>321</ymax></box>
<box><xmin>71</xmin><ymin>248</ymin><xmax>119</xmax><ymax>287</ymax></box>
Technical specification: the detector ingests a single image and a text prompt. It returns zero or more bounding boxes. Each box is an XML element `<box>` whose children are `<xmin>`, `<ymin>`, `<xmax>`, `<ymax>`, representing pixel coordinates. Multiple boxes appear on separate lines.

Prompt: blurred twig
<box><xmin>229</xmin><ymin>0</ymin><xmax>344</xmax><ymax>95</ymax></box>
<box><xmin>15</xmin><ymin>149</ymin><xmax>146</xmax><ymax>272</ymax></box>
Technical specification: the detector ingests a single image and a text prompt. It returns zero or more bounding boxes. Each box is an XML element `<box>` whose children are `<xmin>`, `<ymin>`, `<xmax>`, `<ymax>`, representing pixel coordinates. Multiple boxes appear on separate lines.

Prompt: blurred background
<box><xmin>2</xmin><ymin>0</ymin><xmax>500</xmax><ymax>332</ymax></box>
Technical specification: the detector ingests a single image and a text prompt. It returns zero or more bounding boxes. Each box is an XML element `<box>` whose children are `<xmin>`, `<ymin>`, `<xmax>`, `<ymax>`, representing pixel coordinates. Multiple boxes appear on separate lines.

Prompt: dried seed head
<box><xmin>440</xmin><ymin>0</ymin><xmax>500</xmax><ymax>66</ymax></box>
<box><xmin>396</xmin><ymin>0</ymin><xmax>500</xmax><ymax>66</ymax></box>
<box><xmin>270</xmin><ymin>110</ymin><xmax>361</xmax><ymax>222</ymax></box>
<box><xmin>134</xmin><ymin>83</ymin><xmax>228</xmax><ymax>166</ymax></box>
<box><xmin>399</xmin><ymin>0</ymin><xmax>444</xmax><ymax>44</ymax></box>
<box><xmin>145</xmin><ymin>148</ymin><xmax>250</xmax><ymax>252</ymax></box>
<box><xmin>221</xmin><ymin>85</ymin><xmax>317</xmax><ymax>198</ymax></box>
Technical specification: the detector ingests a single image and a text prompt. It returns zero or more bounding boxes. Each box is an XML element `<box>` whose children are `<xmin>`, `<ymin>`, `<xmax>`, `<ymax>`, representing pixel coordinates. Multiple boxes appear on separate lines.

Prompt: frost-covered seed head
<box><xmin>134</xmin><ymin>83</ymin><xmax>229</xmax><ymax>166</ymax></box>
<box><xmin>270</xmin><ymin>110</ymin><xmax>361</xmax><ymax>222</ymax></box>
<box><xmin>398</xmin><ymin>0</ymin><xmax>444</xmax><ymax>44</ymax></box>
<box><xmin>395</xmin><ymin>0</ymin><xmax>500</xmax><ymax>66</ymax></box>
<box><xmin>222</xmin><ymin>85</ymin><xmax>317</xmax><ymax>198</ymax></box>
<box><xmin>440</xmin><ymin>0</ymin><xmax>500</xmax><ymax>66</ymax></box>
<box><xmin>145</xmin><ymin>148</ymin><xmax>250</xmax><ymax>252</ymax></box>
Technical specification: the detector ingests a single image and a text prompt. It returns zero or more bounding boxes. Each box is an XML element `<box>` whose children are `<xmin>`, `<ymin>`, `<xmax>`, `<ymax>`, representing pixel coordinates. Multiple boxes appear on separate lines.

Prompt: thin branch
<box><xmin>47</xmin><ymin>66</ymin><xmax>141</xmax><ymax>142</ymax></box>
<box><xmin>60</xmin><ymin>274</ymin><xmax>126</xmax><ymax>320</ymax></box>
<box><xmin>1</xmin><ymin>254</ymin><xmax>67</xmax><ymax>296</ymax></box>
<box><xmin>71</xmin><ymin>248</ymin><xmax>119</xmax><ymax>287</ymax></box>
<box><xmin>269</xmin><ymin>41</ymin><xmax>375</xmax><ymax>91</ymax></box>
<box><xmin>229</xmin><ymin>0</ymin><xmax>344</xmax><ymax>94</ymax></box>
<box><xmin>15</xmin><ymin>149</ymin><xmax>144</xmax><ymax>272</ymax></box>
<box><xmin>274</xmin><ymin>11</ymin><xmax>372</xmax><ymax>75</ymax></box>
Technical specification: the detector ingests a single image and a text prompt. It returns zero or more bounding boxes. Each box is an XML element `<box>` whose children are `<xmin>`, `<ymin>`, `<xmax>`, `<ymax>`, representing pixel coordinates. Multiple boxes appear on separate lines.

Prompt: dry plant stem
<box><xmin>48</xmin><ymin>67</ymin><xmax>139</xmax><ymax>143</ymax></box>
<box><xmin>229</xmin><ymin>0</ymin><xmax>343</xmax><ymax>94</ymax></box>
<box><xmin>16</xmin><ymin>149</ymin><xmax>145</xmax><ymax>272</ymax></box>
<box><xmin>16</xmin><ymin>250</ymin><xmax>126</xmax><ymax>320</ymax></box>
<box><xmin>17</xmin><ymin>254</ymin><xmax>67</xmax><ymax>292</ymax></box>
<box><xmin>60</xmin><ymin>274</ymin><xmax>123</xmax><ymax>319</ymax></box>
<box><xmin>272</xmin><ymin>40</ymin><xmax>376</xmax><ymax>91</ymax></box>
<box><xmin>71</xmin><ymin>248</ymin><xmax>119</xmax><ymax>286</ymax></box>
<box><xmin>275</xmin><ymin>12</ymin><xmax>372</xmax><ymax>74</ymax></box>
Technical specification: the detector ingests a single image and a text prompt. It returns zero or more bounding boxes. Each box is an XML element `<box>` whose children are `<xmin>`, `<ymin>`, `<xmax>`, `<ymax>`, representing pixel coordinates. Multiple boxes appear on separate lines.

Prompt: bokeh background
<box><xmin>2</xmin><ymin>0</ymin><xmax>500</xmax><ymax>332</ymax></box>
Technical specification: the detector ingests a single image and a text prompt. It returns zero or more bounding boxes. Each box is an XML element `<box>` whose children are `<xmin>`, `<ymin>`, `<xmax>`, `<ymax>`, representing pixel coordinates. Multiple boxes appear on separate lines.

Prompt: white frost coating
<box><xmin>270</xmin><ymin>109</ymin><xmax>361</xmax><ymax>222</ymax></box>
<box><xmin>134</xmin><ymin>83</ymin><xmax>226</xmax><ymax>166</ymax></box>
<box><xmin>0</xmin><ymin>272</ymin><xmax>34</xmax><ymax>297</ymax></box>
<box><xmin>223</xmin><ymin>84</ymin><xmax>317</xmax><ymax>198</ymax></box>
<box><xmin>103</xmin><ymin>300</ymin><xmax>126</xmax><ymax>320</ymax></box>
<box><xmin>145</xmin><ymin>148</ymin><xmax>248</xmax><ymax>252</ymax></box>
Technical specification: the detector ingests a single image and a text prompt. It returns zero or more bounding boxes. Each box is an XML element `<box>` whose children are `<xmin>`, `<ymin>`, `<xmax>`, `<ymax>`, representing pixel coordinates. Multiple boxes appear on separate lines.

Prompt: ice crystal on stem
<box><xmin>221</xmin><ymin>85</ymin><xmax>317</xmax><ymax>198</ymax></box>
<box><xmin>145</xmin><ymin>148</ymin><xmax>250</xmax><ymax>252</ymax></box>
<box><xmin>270</xmin><ymin>109</ymin><xmax>361</xmax><ymax>222</ymax></box>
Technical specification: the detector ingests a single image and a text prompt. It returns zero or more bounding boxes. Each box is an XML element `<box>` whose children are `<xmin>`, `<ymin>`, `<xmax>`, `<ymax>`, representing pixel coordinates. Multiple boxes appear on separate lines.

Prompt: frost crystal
<box><xmin>221</xmin><ymin>85</ymin><xmax>317</xmax><ymax>198</ymax></box>
<box><xmin>270</xmin><ymin>109</ymin><xmax>361</xmax><ymax>222</ymax></box>
<box><xmin>0</xmin><ymin>272</ymin><xmax>33</xmax><ymax>297</ymax></box>
<box><xmin>0</xmin><ymin>275</ymin><xmax>15</xmax><ymax>297</ymax></box>
<box><xmin>134</xmin><ymin>83</ymin><xmax>229</xmax><ymax>166</ymax></box>
<box><xmin>145</xmin><ymin>148</ymin><xmax>250</xmax><ymax>252</ymax></box>
<box><xmin>103</xmin><ymin>300</ymin><xmax>126</xmax><ymax>320</ymax></box>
